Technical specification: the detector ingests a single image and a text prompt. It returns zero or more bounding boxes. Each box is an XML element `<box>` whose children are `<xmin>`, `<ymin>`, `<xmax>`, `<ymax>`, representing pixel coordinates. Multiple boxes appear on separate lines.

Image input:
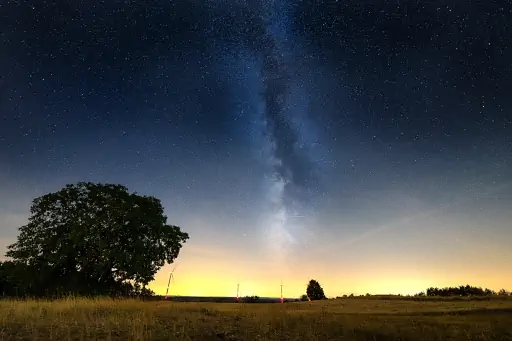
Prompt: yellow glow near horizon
<box><xmin>2</xmin><ymin>223</ymin><xmax>512</xmax><ymax>299</ymax></box>
<box><xmin>149</xmin><ymin>268</ymin><xmax>512</xmax><ymax>298</ymax></box>
<box><xmin>148</xmin><ymin>238</ymin><xmax>512</xmax><ymax>298</ymax></box>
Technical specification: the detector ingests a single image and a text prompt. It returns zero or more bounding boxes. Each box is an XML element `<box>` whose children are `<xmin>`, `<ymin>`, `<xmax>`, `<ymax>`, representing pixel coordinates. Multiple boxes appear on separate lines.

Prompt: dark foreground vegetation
<box><xmin>1</xmin><ymin>296</ymin><xmax>511</xmax><ymax>341</ymax></box>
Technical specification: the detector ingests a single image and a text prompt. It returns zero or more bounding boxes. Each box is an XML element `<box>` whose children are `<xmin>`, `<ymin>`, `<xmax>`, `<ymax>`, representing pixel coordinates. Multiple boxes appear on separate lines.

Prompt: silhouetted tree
<box><xmin>306</xmin><ymin>279</ymin><xmax>326</xmax><ymax>300</ymax></box>
<box><xmin>498</xmin><ymin>289</ymin><xmax>509</xmax><ymax>296</ymax></box>
<box><xmin>484</xmin><ymin>288</ymin><xmax>495</xmax><ymax>296</ymax></box>
<box><xmin>300</xmin><ymin>294</ymin><xmax>309</xmax><ymax>301</ymax></box>
<box><xmin>5</xmin><ymin>182</ymin><xmax>189</xmax><ymax>298</ymax></box>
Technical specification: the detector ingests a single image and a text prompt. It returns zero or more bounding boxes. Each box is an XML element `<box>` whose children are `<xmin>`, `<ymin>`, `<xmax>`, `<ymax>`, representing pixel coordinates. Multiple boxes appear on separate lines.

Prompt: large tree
<box><xmin>6</xmin><ymin>182</ymin><xmax>189</xmax><ymax>296</ymax></box>
<box><xmin>306</xmin><ymin>279</ymin><xmax>326</xmax><ymax>301</ymax></box>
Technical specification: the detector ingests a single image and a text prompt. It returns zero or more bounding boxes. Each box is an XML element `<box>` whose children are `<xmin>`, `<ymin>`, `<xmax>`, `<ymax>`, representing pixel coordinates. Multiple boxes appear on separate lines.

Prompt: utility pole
<box><xmin>280</xmin><ymin>281</ymin><xmax>284</xmax><ymax>303</ymax></box>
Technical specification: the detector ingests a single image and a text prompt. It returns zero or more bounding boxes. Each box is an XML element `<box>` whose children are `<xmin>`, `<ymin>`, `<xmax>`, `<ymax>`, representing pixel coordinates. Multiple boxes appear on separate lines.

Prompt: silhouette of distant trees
<box><xmin>241</xmin><ymin>295</ymin><xmax>260</xmax><ymax>303</ymax></box>
<box><xmin>331</xmin><ymin>286</ymin><xmax>512</xmax><ymax>300</ymax></box>
<box><xmin>0</xmin><ymin>182</ymin><xmax>189</xmax><ymax>298</ymax></box>
<box><xmin>421</xmin><ymin>285</ymin><xmax>501</xmax><ymax>297</ymax></box>
<box><xmin>498</xmin><ymin>289</ymin><xmax>510</xmax><ymax>296</ymax></box>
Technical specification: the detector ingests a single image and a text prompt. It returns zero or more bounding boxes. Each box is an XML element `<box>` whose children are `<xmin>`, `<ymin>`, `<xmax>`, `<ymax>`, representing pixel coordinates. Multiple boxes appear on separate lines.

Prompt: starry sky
<box><xmin>1</xmin><ymin>0</ymin><xmax>512</xmax><ymax>298</ymax></box>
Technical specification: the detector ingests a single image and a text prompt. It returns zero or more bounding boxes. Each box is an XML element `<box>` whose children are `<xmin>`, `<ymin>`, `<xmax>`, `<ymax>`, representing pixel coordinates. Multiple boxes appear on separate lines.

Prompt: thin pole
<box><xmin>236</xmin><ymin>283</ymin><xmax>240</xmax><ymax>302</ymax></box>
<box><xmin>280</xmin><ymin>281</ymin><xmax>284</xmax><ymax>303</ymax></box>
<box><xmin>164</xmin><ymin>272</ymin><xmax>173</xmax><ymax>299</ymax></box>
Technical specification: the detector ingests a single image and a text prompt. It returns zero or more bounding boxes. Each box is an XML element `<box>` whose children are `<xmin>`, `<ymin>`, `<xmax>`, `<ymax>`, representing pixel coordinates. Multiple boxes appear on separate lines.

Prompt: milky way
<box><xmin>256</xmin><ymin>0</ymin><xmax>315</xmax><ymax>261</ymax></box>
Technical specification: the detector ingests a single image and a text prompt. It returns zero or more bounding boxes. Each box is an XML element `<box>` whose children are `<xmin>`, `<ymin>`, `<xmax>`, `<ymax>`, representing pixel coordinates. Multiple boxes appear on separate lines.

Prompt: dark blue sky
<box><xmin>1</xmin><ymin>0</ymin><xmax>511</xmax><ymax>296</ymax></box>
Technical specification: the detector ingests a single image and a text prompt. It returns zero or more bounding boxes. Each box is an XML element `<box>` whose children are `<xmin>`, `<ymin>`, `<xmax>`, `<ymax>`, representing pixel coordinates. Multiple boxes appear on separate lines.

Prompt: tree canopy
<box><xmin>4</xmin><ymin>182</ymin><xmax>189</xmax><ymax>297</ymax></box>
<box><xmin>306</xmin><ymin>279</ymin><xmax>326</xmax><ymax>300</ymax></box>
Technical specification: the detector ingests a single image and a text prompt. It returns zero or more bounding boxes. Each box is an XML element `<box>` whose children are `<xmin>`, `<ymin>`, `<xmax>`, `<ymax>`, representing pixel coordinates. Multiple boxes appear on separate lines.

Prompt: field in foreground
<box><xmin>1</xmin><ymin>297</ymin><xmax>512</xmax><ymax>341</ymax></box>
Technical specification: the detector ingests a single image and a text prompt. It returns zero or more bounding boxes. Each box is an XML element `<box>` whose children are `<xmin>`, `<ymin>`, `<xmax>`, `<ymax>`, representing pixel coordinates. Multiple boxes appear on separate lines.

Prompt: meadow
<box><xmin>1</xmin><ymin>296</ymin><xmax>511</xmax><ymax>341</ymax></box>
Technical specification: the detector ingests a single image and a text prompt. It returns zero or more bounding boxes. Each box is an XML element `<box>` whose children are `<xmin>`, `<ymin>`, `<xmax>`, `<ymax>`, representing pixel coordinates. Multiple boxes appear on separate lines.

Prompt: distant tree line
<box><xmin>241</xmin><ymin>295</ymin><xmax>260</xmax><ymax>303</ymax></box>
<box><xmin>332</xmin><ymin>286</ymin><xmax>511</xmax><ymax>299</ymax></box>
<box><xmin>0</xmin><ymin>182</ymin><xmax>189</xmax><ymax>299</ymax></box>
<box><xmin>419</xmin><ymin>285</ymin><xmax>510</xmax><ymax>297</ymax></box>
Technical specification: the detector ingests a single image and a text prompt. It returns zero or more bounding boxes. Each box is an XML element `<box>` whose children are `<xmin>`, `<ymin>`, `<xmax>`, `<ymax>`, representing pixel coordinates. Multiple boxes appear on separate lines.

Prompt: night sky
<box><xmin>1</xmin><ymin>1</ymin><xmax>512</xmax><ymax>297</ymax></box>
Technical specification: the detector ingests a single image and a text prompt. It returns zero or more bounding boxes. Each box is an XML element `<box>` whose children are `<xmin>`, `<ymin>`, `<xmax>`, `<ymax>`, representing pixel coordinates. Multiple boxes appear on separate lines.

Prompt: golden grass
<box><xmin>1</xmin><ymin>297</ymin><xmax>511</xmax><ymax>340</ymax></box>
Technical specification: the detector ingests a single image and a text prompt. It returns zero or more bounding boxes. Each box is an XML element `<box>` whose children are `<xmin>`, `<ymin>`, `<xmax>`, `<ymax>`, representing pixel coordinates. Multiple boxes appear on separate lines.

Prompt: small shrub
<box><xmin>241</xmin><ymin>295</ymin><xmax>260</xmax><ymax>303</ymax></box>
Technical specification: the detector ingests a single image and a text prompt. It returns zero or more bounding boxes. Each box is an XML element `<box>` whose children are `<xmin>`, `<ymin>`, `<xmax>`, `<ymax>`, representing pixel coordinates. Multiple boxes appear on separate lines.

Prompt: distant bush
<box><xmin>241</xmin><ymin>296</ymin><xmax>260</xmax><ymax>303</ymax></box>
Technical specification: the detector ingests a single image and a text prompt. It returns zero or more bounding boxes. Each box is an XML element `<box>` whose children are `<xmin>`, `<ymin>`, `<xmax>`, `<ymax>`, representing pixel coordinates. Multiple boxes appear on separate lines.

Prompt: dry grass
<box><xmin>1</xmin><ymin>297</ymin><xmax>512</xmax><ymax>340</ymax></box>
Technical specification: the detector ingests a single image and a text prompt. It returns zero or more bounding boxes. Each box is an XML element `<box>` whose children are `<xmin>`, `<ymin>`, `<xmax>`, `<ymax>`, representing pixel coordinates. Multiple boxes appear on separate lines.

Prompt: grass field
<box><xmin>1</xmin><ymin>297</ymin><xmax>512</xmax><ymax>340</ymax></box>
